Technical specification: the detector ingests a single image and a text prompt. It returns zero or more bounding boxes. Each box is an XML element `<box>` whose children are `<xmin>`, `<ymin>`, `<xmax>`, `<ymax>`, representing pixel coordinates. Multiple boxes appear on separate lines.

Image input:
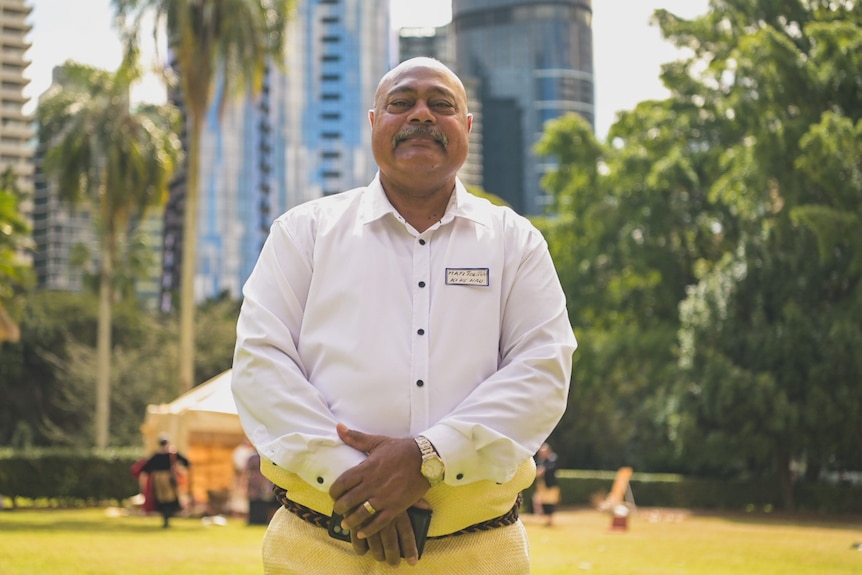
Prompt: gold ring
<box><xmin>362</xmin><ymin>500</ymin><xmax>377</xmax><ymax>515</ymax></box>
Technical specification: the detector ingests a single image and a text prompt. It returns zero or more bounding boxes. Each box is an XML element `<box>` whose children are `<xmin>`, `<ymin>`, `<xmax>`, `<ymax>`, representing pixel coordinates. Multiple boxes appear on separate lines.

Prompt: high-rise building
<box><xmin>32</xmin><ymin>65</ymin><xmax>161</xmax><ymax>307</ymax></box>
<box><xmin>0</xmin><ymin>0</ymin><xmax>33</xmax><ymax>205</ymax></box>
<box><xmin>159</xmin><ymin>0</ymin><xmax>393</xmax><ymax>308</ymax></box>
<box><xmin>452</xmin><ymin>0</ymin><xmax>594</xmax><ymax>215</ymax></box>
<box><xmin>31</xmin><ymin>114</ymin><xmax>95</xmax><ymax>292</ymax></box>
<box><xmin>398</xmin><ymin>25</ymin><xmax>484</xmax><ymax>192</ymax></box>
<box><xmin>286</xmin><ymin>0</ymin><xmax>392</xmax><ymax>198</ymax></box>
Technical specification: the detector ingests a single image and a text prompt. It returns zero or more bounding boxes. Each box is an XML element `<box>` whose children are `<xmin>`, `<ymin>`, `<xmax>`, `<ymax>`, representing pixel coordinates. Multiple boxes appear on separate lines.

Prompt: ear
<box><xmin>466</xmin><ymin>113</ymin><xmax>473</xmax><ymax>133</ymax></box>
<box><xmin>368</xmin><ymin>109</ymin><xmax>375</xmax><ymax>129</ymax></box>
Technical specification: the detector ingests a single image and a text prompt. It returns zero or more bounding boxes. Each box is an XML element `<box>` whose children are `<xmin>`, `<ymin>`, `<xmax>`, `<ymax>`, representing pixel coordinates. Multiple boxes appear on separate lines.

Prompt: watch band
<box><xmin>415</xmin><ymin>435</ymin><xmax>438</xmax><ymax>458</ymax></box>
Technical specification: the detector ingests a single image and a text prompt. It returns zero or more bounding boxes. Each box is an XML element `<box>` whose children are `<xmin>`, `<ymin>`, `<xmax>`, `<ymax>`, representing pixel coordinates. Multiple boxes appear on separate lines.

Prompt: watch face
<box><xmin>422</xmin><ymin>458</ymin><xmax>445</xmax><ymax>480</ymax></box>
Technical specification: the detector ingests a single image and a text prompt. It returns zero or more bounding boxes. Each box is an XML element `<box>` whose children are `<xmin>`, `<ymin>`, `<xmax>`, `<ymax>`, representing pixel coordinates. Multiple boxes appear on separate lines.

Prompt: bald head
<box><xmin>374</xmin><ymin>58</ymin><xmax>468</xmax><ymax>113</ymax></box>
<box><xmin>369</xmin><ymin>56</ymin><xmax>472</xmax><ymax>199</ymax></box>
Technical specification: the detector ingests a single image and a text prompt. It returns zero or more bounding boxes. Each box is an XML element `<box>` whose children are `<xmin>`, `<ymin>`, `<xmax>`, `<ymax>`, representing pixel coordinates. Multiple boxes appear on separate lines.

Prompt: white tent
<box><xmin>141</xmin><ymin>369</ymin><xmax>246</xmax><ymax>510</ymax></box>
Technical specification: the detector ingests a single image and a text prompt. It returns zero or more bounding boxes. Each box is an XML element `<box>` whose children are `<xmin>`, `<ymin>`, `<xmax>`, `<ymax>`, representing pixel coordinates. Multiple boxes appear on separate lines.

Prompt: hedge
<box><xmin>0</xmin><ymin>448</ymin><xmax>143</xmax><ymax>507</ymax></box>
<box><xmin>526</xmin><ymin>469</ymin><xmax>862</xmax><ymax>515</ymax></box>
<box><xmin>2</xmin><ymin>452</ymin><xmax>860</xmax><ymax>515</ymax></box>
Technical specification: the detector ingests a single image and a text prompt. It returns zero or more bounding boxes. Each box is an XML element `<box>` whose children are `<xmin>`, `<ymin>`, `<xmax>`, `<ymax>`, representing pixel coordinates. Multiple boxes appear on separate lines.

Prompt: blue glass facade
<box><xmin>453</xmin><ymin>0</ymin><xmax>594</xmax><ymax>215</ymax></box>
<box><xmin>291</xmin><ymin>0</ymin><xmax>392</xmax><ymax>198</ymax></box>
<box><xmin>163</xmin><ymin>0</ymin><xmax>392</xmax><ymax>305</ymax></box>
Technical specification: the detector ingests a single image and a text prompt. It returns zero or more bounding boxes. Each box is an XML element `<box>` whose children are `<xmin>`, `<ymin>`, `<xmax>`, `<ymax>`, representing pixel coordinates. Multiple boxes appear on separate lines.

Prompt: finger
<box><xmin>350</xmin><ymin>531</ymin><xmax>369</xmax><ymax>556</ymax></box>
<box><xmin>378</xmin><ymin>522</ymin><xmax>402</xmax><ymax>566</ymax></box>
<box><xmin>341</xmin><ymin>498</ymin><xmax>380</xmax><ymax>531</ymax></box>
<box><xmin>329</xmin><ymin>473</ymin><xmax>360</xmax><ymax>504</ymax></box>
<box><xmin>336</xmin><ymin>423</ymin><xmax>374</xmax><ymax>453</ymax></box>
<box><xmin>329</xmin><ymin>471</ymin><xmax>362</xmax><ymax>502</ymax></box>
<box><xmin>366</xmin><ymin>531</ymin><xmax>385</xmax><ymax>562</ymax></box>
<box><xmin>356</xmin><ymin>510</ymin><xmax>391</xmax><ymax>540</ymax></box>
<box><xmin>395</xmin><ymin>511</ymin><xmax>419</xmax><ymax>565</ymax></box>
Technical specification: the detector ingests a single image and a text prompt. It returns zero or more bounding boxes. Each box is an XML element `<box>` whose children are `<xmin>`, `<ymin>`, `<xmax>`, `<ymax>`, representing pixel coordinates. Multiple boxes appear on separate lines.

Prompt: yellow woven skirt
<box><xmin>262</xmin><ymin>506</ymin><xmax>531</xmax><ymax>574</ymax></box>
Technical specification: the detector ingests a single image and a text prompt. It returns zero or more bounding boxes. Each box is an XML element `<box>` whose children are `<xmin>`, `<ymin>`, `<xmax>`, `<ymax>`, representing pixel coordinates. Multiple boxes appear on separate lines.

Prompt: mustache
<box><xmin>392</xmin><ymin>125</ymin><xmax>448</xmax><ymax>149</ymax></box>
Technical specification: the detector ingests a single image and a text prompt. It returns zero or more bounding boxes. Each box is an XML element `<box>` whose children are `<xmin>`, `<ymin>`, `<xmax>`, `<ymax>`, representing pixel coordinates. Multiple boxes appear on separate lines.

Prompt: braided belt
<box><xmin>273</xmin><ymin>485</ymin><xmax>521</xmax><ymax>539</ymax></box>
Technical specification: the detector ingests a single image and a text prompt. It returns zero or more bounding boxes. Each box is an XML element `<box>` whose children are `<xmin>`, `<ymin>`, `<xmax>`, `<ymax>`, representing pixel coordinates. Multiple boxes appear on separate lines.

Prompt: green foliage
<box><xmin>671</xmin><ymin>1</ymin><xmax>862</xmax><ymax>499</ymax></box>
<box><xmin>0</xmin><ymin>449</ymin><xmax>142</xmax><ymax>504</ymax></box>
<box><xmin>192</xmin><ymin>294</ymin><xmax>241</xmax><ymax>385</ymax></box>
<box><xmin>535</xmin><ymin>0</ymin><xmax>862</xmax><ymax>506</ymax></box>
<box><xmin>37</xmin><ymin>60</ymin><xmax>183</xmax><ymax>448</ymax></box>
<box><xmin>0</xmin><ymin>168</ymin><xmax>34</xmax><ymax>334</ymax></box>
<box><xmin>0</xmin><ymin>292</ymin><xmax>239</xmax><ymax>448</ymax></box>
<box><xmin>523</xmin><ymin>470</ymin><xmax>862</xmax><ymax>515</ymax></box>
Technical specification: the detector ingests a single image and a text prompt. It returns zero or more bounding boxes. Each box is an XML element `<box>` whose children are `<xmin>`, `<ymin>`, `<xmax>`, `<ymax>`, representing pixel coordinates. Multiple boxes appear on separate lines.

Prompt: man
<box><xmin>534</xmin><ymin>443</ymin><xmax>560</xmax><ymax>526</ymax></box>
<box><xmin>232</xmin><ymin>57</ymin><xmax>577</xmax><ymax>573</ymax></box>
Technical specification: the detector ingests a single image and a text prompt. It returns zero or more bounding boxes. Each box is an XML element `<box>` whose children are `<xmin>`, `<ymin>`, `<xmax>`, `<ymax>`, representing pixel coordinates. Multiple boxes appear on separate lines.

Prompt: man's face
<box><xmin>369</xmin><ymin>62</ymin><xmax>472</xmax><ymax>185</ymax></box>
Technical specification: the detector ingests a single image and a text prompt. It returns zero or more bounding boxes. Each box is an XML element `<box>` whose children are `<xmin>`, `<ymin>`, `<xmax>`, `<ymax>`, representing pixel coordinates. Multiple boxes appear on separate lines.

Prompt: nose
<box><xmin>408</xmin><ymin>99</ymin><xmax>435</xmax><ymax>123</ymax></box>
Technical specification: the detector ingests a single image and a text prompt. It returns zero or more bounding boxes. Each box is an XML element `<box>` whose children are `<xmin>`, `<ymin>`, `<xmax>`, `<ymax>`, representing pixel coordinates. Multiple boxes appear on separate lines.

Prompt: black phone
<box><xmin>406</xmin><ymin>506</ymin><xmax>432</xmax><ymax>558</ymax></box>
<box><xmin>328</xmin><ymin>507</ymin><xmax>433</xmax><ymax>558</ymax></box>
<box><xmin>328</xmin><ymin>511</ymin><xmax>351</xmax><ymax>542</ymax></box>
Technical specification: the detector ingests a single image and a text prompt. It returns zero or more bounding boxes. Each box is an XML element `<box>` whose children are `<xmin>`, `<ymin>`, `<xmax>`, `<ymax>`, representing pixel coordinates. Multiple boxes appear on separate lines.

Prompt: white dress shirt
<box><xmin>232</xmin><ymin>175</ymin><xmax>576</xmax><ymax>493</ymax></box>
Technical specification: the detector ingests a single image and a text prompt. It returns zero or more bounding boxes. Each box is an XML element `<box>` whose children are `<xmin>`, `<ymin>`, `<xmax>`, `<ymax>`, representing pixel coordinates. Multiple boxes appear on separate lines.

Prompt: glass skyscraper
<box><xmin>452</xmin><ymin>0</ymin><xmax>594</xmax><ymax>215</ymax></box>
<box><xmin>160</xmin><ymin>0</ymin><xmax>392</xmax><ymax>308</ymax></box>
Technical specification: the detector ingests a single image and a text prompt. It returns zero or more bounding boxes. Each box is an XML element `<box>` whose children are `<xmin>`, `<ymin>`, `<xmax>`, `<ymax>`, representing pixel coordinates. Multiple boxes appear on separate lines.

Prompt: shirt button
<box><xmin>419</xmin><ymin>239</ymin><xmax>426</xmax><ymax>245</ymax></box>
<box><xmin>316</xmin><ymin>476</ymin><xmax>324</xmax><ymax>484</ymax></box>
<box><xmin>416</xmin><ymin>380</ymin><xmax>424</xmax><ymax>387</ymax></box>
<box><xmin>456</xmin><ymin>473</ymin><xmax>464</xmax><ymax>480</ymax></box>
<box><xmin>417</xmin><ymin>329</ymin><xmax>425</xmax><ymax>335</ymax></box>
<box><xmin>418</xmin><ymin>281</ymin><xmax>426</xmax><ymax>288</ymax></box>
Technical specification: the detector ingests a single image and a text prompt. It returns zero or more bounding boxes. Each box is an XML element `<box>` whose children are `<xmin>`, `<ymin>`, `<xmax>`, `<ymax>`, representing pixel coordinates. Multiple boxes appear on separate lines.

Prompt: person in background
<box><xmin>232</xmin><ymin>437</ymin><xmax>256</xmax><ymax>516</ymax></box>
<box><xmin>130</xmin><ymin>456</ymin><xmax>156</xmax><ymax>515</ymax></box>
<box><xmin>232</xmin><ymin>56</ymin><xmax>577</xmax><ymax>573</ymax></box>
<box><xmin>534</xmin><ymin>443</ymin><xmax>560</xmax><ymax>526</ymax></box>
<box><xmin>141</xmin><ymin>435</ymin><xmax>190</xmax><ymax>528</ymax></box>
<box><xmin>246</xmin><ymin>449</ymin><xmax>278</xmax><ymax>525</ymax></box>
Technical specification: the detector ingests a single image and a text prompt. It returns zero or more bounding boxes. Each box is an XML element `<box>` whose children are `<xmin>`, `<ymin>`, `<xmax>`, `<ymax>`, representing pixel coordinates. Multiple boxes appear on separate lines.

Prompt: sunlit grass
<box><xmin>523</xmin><ymin>508</ymin><xmax>862</xmax><ymax>575</ymax></box>
<box><xmin>0</xmin><ymin>507</ymin><xmax>859</xmax><ymax>574</ymax></box>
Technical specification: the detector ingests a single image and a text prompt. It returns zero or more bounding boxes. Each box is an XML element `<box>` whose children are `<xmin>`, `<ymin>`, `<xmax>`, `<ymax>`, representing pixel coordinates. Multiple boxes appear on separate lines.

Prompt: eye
<box><xmin>432</xmin><ymin>101</ymin><xmax>456</xmax><ymax>113</ymax></box>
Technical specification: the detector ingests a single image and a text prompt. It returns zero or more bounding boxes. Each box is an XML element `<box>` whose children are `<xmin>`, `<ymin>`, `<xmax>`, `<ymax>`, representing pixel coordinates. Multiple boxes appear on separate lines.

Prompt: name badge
<box><xmin>445</xmin><ymin>268</ymin><xmax>490</xmax><ymax>286</ymax></box>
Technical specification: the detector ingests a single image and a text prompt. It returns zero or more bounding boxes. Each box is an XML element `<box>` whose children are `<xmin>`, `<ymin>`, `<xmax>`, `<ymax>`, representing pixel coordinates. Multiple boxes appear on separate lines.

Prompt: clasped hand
<box><xmin>329</xmin><ymin>423</ymin><xmax>432</xmax><ymax>566</ymax></box>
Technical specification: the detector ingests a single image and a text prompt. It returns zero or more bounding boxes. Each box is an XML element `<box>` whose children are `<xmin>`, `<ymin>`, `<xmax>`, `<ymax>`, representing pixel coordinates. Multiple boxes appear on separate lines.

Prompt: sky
<box><xmin>25</xmin><ymin>0</ymin><xmax>710</xmax><ymax>139</ymax></box>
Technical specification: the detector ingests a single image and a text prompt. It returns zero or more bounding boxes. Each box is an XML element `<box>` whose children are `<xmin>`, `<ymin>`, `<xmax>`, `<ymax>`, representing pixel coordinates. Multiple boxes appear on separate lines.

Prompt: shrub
<box><xmin>524</xmin><ymin>469</ymin><xmax>862</xmax><ymax>515</ymax></box>
<box><xmin>0</xmin><ymin>448</ymin><xmax>143</xmax><ymax>507</ymax></box>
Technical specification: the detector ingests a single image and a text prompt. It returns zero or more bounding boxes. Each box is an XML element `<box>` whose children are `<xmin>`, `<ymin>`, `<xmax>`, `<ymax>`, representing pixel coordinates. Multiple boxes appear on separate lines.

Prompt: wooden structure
<box><xmin>140</xmin><ymin>370</ymin><xmax>246</xmax><ymax>511</ymax></box>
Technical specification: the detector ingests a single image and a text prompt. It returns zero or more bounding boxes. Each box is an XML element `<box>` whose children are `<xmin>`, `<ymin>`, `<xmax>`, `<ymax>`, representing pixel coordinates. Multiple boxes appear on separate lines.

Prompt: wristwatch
<box><xmin>414</xmin><ymin>435</ymin><xmax>445</xmax><ymax>486</ymax></box>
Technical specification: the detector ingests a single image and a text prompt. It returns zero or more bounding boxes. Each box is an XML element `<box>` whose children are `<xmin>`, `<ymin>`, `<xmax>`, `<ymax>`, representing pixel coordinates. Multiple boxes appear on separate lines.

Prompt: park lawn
<box><xmin>0</xmin><ymin>507</ymin><xmax>859</xmax><ymax>574</ymax></box>
<box><xmin>523</xmin><ymin>508</ymin><xmax>862</xmax><ymax>575</ymax></box>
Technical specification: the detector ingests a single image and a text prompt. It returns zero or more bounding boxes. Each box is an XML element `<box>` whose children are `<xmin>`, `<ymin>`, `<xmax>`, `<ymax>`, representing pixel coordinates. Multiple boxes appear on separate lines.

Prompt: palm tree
<box><xmin>38</xmin><ymin>60</ymin><xmax>183</xmax><ymax>449</ymax></box>
<box><xmin>0</xmin><ymin>168</ymin><xmax>33</xmax><ymax>343</ymax></box>
<box><xmin>113</xmin><ymin>0</ymin><xmax>295</xmax><ymax>393</ymax></box>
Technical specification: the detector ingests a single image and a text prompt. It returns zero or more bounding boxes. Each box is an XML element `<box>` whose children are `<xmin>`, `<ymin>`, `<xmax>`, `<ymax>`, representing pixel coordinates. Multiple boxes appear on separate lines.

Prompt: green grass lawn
<box><xmin>0</xmin><ymin>506</ymin><xmax>859</xmax><ymax>574</ymax></box>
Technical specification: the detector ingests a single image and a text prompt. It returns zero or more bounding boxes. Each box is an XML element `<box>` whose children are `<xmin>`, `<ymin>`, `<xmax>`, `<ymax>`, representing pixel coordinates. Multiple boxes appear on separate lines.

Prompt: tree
<box><xmin>0</xmin><ymin>291</ymin><xmax>239</xmax><ymax>448</ymax></box>
<box><xmin>0</xmin><ymin>292</ymin><xmax>104</xmax><ymax>448</ymax></box>
<box><xmin>534</xmin><ymin>3</ymin><xmax>862</xmax><ymax>500</ymax></box>
<box><xmin>112</xmin><ymin>0</ymin><xmax>295</xmax><ymax>393</ymax></box>
<box><xmin>38</xmin><ymin>60</ymin><xmax>182</xmax><ymax>448</ymax></box>
<box><xmin>534</xmin><ymin>103</ymin><xmax>731</xmax><ymax>471</ymax></box>
<box><xmin>661</xmin><ymin>0</ymin><xmax>862</xmax><ymax>507</ymax></box>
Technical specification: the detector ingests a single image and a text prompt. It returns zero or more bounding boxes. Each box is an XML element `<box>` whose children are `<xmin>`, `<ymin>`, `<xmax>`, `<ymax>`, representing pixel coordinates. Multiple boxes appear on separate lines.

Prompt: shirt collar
<box><xmin>360</xmin><ymin>173</ymin><xmax>493</xmax><ymax>228</ymax></box>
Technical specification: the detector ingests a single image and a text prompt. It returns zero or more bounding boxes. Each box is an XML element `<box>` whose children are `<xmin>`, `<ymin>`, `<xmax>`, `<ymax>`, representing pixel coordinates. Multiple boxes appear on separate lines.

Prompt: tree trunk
<box><xmin>178</xmin><ymin>117</ymin><xmax>203</xmax><ymax>393</ymax></box>
<box><xmin>777</xmin><ymin>449</ymin><xmax>795</xmax><ymax>511</ymax></box>
<box><xmin>95</xmin><ymin>201</ymin><xmax>115</xmax><ymax>449</ymax></box>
